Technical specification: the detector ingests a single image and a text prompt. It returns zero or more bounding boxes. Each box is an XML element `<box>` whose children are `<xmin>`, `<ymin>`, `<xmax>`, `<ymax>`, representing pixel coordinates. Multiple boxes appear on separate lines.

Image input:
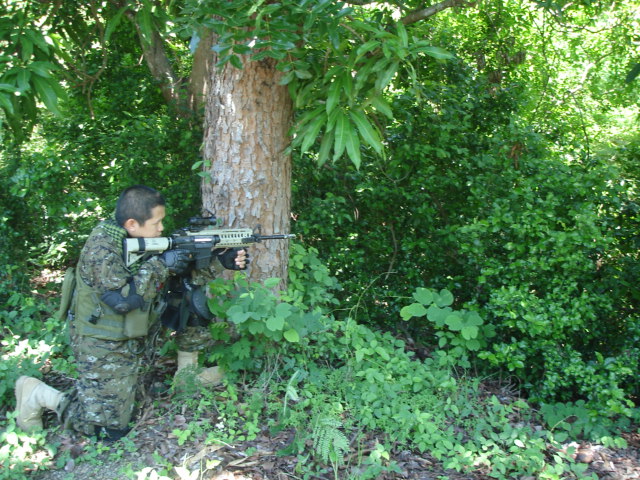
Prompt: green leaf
<box><xmin>263</xmin><ymin>277</ymin><xmax>281</xmax><ymax>288</ymax></box>
<box><xmin>435</xmin><ymin>289</ymin><xmax>454</xmax><ymax>307</ymax></box>
<box><xmin>375</xmin><ymin>61</ymin><xmax>399</xmax><ymax>91</ymax></box>
<box><xmin>266</xmin><ymin>315</ymin><xmax>285</xmax><ymax>331</ymax></box>
<box><xmin>31</xmin><ymin>75</ymin><xmax>61</xmax><ymax>116</ymax></box>
<box><xmin>284</xmin><ymin>328</ymin><xmax>300</xmax><ymax>342</ymax></box>
<box><xmin>396</xmin><ymin>22</ymin><xmax>408</xmax><ymax>48</ymax></box>
<box><xmin>275</xmin><ymin>302</ymin><xmax>293</xmax><ymax>319</ymax></box>
<box><xmin>445</xmin><ymin>314</ymin><xmax>463</xmax><ymax>331</ymax></box>
<box><xmin>461</xmin><ymin>326</ymin><xmax>479</xmax><ymax>340</ymax></box>
<box><xmin>417</xmin><ymin>45</ymin><xmax>455</xmax><ymax>60</ymax></box>
<box><xmin>356</xmin><ymin>40</ymin><xmax>380</xmax><ymax>59</ymax></box>
<box><xmin>317</xmin><ymin>129</ymin><xmax>334</xmax><ymax>166</ymax></box>
<box><xmin>427</xmin><ymin>304</ymin><xmax>451</xmax><ymax>327</ymax></box>
<box><xmin>229</xmin><ymin>55</ymin><xmax>243</xmax><ymax>69</ymax></box>
<box><xmin>227</xmin><ymin>305</ymin><xmax>252</xmax><ymax>324</ymax></box>
<box><xmin>300</xmin><ymin>111</ymin><xmax>327</xmax><ymax>153</ymax></box>
<box><xmin>332</xmin><ymin>110</ymin><xmax>348</xmax><ymax>161</ymax></box>
<box><xmin>400</xmin><ymin>302</ymin><xmax>428</xmax><ymax>321</ymax></box>
<box><xmin>326</xmin><ymin>77</ymin><xmax>342</xmax><ymax>115</ymax></box>
<box><xmin>27</xmin><ymin>61</ymin><xmax>54</xmax><ymax>78</ymax></box>
<box><xmin>369</xmin><ymin>95</ymin><xmax>393</xmax><ymax>119</ymax></box>
<box><xmin>413</xmin><ymin>288</ymin><xmax>434</xmax><ymax>306</ymax></box>
<box><xmin>136</xmin><ymin>5</ymin><xmax>154</xmax><ymax>46</ymax></box>
<box><xmin>0</xmin><ymin>93</ymin><xmax>14</xmax><ymax>114</ymax></box>
<box><xmin>349</xmin><ymin>109</ymin><xmax>383</xmax><ymax>154</ymax></box>
<box><xmin>344</xmin><ymin>121</ymin><xmax>361</xmax><ymax>169</ymax></box>
<box><xmin>105</xmin><ymin>6</ymin><xmax>128</xmax><ymax>43</ymax></box>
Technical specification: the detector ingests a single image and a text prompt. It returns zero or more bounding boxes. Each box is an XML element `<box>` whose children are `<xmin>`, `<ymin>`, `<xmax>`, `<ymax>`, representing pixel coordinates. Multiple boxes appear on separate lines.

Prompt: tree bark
<box><xmin>201</xmin><ymin>53</ymin><xmax>293</xmax><ymax>283</ymax></box>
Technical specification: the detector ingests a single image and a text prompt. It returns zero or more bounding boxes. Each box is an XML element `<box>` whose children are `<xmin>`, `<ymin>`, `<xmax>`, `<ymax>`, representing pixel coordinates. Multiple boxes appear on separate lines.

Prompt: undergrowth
<box><xmin>1</xmin><ymin>244</ymin><xmax>636</xmax><ymax>479</ymax></box>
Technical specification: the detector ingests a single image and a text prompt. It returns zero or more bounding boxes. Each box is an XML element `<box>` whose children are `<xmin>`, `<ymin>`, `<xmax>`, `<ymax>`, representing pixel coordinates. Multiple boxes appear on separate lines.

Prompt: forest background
<box><xmin>0</xmin><ymin>0</ymin><xmax>639</xmax><ymax>479</ymax></box>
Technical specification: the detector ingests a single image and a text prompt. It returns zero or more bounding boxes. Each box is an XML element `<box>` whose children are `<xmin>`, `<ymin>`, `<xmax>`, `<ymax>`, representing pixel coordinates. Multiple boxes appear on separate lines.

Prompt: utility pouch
<box><xmin>56</xmin><ymin>268</ymin><xmax>77</xmax><ymax>321</ymax></box>
<box><xmin>122</xmin><ymin>307</ymin><xmax>151</xmax><ymax>338</ymax></box>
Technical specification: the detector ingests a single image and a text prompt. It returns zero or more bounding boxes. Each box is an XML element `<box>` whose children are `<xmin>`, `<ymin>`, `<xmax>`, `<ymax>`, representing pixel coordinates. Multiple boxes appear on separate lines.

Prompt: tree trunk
<box><xmin>201</xmin><ymin>53</ymin><xmax>293</xmax><ymax>283</ymax></box>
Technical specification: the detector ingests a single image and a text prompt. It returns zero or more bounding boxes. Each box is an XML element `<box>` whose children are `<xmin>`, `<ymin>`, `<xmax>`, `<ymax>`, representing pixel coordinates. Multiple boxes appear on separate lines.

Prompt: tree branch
<box><xmin>123</xmin><ymin>9</ymin><xmax>188</xmax><ymax>114</ymax></box>
<box><xmin>401</xmin><ymin>0</ymin><xmax>477</xmax><ymax>25</ymax></box>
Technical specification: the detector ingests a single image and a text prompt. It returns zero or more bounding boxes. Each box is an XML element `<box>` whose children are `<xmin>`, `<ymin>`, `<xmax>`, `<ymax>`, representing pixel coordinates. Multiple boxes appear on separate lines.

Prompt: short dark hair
<box><xmin>115</xmin><ymin>185</ymin><xmax>165</xmax><ymax>227</ymax></box>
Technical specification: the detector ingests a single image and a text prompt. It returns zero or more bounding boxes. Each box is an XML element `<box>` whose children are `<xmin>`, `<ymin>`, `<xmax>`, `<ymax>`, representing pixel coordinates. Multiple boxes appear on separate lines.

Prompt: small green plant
<box><xmin>312</xmin><ymin>414</ymin><xmax>350</xmax><ymax>480</ymax></box>
<box><xmin>400</xmin><ymin>287</ymin><xmax>494</xmax><ymax>368</ymax></box>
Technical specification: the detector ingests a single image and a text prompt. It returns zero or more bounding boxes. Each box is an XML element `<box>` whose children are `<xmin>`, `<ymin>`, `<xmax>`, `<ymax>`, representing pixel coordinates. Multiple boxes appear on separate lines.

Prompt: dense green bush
<box><xmin>291</xmin><ymin>63</ymin><xmax>640</xmax><ymax>412</ymax></box>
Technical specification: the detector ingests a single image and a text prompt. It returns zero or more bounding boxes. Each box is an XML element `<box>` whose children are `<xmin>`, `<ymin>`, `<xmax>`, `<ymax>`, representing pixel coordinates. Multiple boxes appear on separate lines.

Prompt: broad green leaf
<box><xmin>400</xmin><ymin>302</ymin><xmax>428</xmax><ymax>321</ymax></box>
<box><xmin>427</xmin><ymin>304</ymin><xmax>451</xmax><ymax>327</ymax></box>
<box><xmin>20</xmin><ymin>36</ymin><xmax>33</xmax><ymax>62</ymax></box>
<box><xmin>300</xmin><ymin>111</ymin><xmax>326</xmax><ymax>153</ymax></box>
<box><xmin>375</xmin><ymin>346</ymin><xmax>391</xmax><ymax>361</ymax></box>
<box><xmin>17</xmin><ymin>70</ymin><xmax>30</xmax><ymax>92</ymax></box>
<box><xmin>317</xmin><ymin>129</ymin><xmax>334</xmax><ymax>166</ymax></box>
<box><xmin>356</xmin><ymin>40</ymin><xmax>380</xmax><ymax>59</ymax></box>
<box><xmin>369</xmin><ymin>95</ymin><xmax>393</xmax><ymax>119</ymax></box>
<box><xmin>0</xmin><ymin>93</ymin><xmax>14</xmax><ymax>114</ymax></box>
<box><xmin>283</xmin><ymin>328</ymin><xmax>300</xmax><ymax>342</ymax></box>
<box><xmin>227</xmin><ymin>306</ymin><xmax>251</xmax><ymax>324</ymax></box>
<box><xmin>445</xmin><ymin>314</ymin><xmax>463</xmax><ymax>331</ymax></box>
<box><xmin>326</xmin><ymin>77</ymin><xmax>342</xmax><ymax>115</ymax></box>
<box><xmin>332</xmin><ymin>110</ymin><xmax>348</xmax><ymax>161</ymax></box>
<box><xmin>275</xmin><ymin>302</ymin><xmax>293</xmax><ymax>319</ymax></box>
<box><xmin>266</xmin><ymin>315</ymin><xmax>285</xmax><ymax>331</ymax></box>
<box><xmin>27</xmin><ymin>61</ymin><xmax>54</xmax><ymax>78</ymax></box>
<box><xmin>413</xmin><ymin>288</ymin><xmax>434</xmax><ymax>305</ymax></box>
<box><xmin>396</xmin><ymin>22</ymin><xmax>408</xmax><ymax>48</ymax></box>
<box><xmin>31</xmin><ymin>75</ymin><xmax>60</xmax><ymax>116</ymax></box>
<box><xmin>461</xmin><ymin>326</ymin><xmax>479</xmax><ymax>340</ymax></box>
<box><xmin>229</xmin><ymin>55</ymin><xmax>243</xmax><ymax>69</ymax></box>
<box><xmin>263</xmin><ymin>277</ymin><xmax>281</xmax><ymax>288</ymax></box>
<box><xmin>349</xmin><ymin>109</ymin><xmax>383</xmax><ymax>154</ymax></box>
<box><xmin>344</xmin><ymin>121</ymin><xmax>361</xmax><ymax>169</ymax></box>
<box><xmin>105</xmin><ymin>6</ymin><xmax>128</xmax><ymax>43</ymax></box>
<box><xmin>136</xmin><ymin>6</ymin><xmax>154</xmax><ymax>46</ymax></box>
<box><xmin>375</xmin><ymin>61</ymin><xmax>399</xmax><ymax>91</ymax></box>
<box><xmin>435</xmin><ymin>289</ymin><xmax>454</xmax><ymax>307</ymax></box>
<box><xmin>417</xmin><ymin>45</ymin><xmax>455</xmax><ymax>60</ymax></box>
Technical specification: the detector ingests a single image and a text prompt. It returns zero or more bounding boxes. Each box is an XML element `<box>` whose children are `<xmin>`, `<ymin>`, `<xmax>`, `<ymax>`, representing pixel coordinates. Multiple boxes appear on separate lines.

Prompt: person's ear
<box><xmin>123</xmin><ymin>218</ymin><xmax>139</xmax><ymax>235</ymax></box>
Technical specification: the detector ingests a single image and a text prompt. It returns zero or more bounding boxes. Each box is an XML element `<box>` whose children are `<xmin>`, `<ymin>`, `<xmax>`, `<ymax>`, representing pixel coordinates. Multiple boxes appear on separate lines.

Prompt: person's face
<box><xmin>126</xmin><ymin>205</ymin><xmax>166</xmax><ymax>238</ymax></box>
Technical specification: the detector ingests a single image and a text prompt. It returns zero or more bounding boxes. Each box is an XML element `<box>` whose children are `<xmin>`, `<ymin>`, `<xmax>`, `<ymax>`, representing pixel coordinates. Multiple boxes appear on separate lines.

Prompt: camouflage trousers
<box><xmin>61</xmin><ymin>325</ymin><xmax>212</xmax><ymax>435</ymax></box>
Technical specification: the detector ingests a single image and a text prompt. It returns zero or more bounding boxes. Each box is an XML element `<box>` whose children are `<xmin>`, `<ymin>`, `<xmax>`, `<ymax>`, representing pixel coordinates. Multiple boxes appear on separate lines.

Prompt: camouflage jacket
<box><xmin>77</xmin><ymin>218</ymin><xmax>225</xmax><ymax>301</ymax></box>
<box><xmin>77</xmin><ymin>219</ymin><xmax>169</xmax><ymax>302</ymax></box>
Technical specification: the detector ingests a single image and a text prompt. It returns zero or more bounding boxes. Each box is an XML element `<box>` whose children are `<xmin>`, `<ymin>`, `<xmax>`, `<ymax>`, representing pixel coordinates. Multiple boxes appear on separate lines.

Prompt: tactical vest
<box><xmin>72</xmin><ymin>271</ymin><xmax>154</xmax><ymax>341</ymax></box>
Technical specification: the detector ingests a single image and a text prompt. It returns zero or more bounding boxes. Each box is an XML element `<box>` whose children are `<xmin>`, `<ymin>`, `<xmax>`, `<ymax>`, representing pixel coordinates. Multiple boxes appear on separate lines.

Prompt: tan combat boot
<box><xmin>15</xmin><ymin>376</ymin><xmax>65</xmax><ymax>432</ymax></box>
<box><xmin>175</xmin><ymin>351</ymin><xmax>224</xmax><ymax>387</ymax></box>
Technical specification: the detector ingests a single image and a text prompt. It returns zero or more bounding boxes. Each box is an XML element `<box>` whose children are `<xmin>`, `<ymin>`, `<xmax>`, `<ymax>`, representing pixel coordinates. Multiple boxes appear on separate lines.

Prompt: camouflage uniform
<box><xmin>63</xmin><ymin>219</ymin><xmax>221</xmax><ymax>435</ymax></box>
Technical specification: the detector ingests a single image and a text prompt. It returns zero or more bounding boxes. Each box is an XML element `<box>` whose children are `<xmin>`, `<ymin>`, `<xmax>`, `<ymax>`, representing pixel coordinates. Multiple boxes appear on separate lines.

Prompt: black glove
<box><xmin>215</xmin><ymin>248</ymin><xmax>249</xmax><ymax>270</ymax></box>
<box><xmin>100</xmin><ymin>282</ymin><xmax>145</xmax><ymax>314</ymax></box>
<box><xmin>160</xmin><ymin>249</ymin><xmax>192</xmax><ymax>274</ymax></box>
